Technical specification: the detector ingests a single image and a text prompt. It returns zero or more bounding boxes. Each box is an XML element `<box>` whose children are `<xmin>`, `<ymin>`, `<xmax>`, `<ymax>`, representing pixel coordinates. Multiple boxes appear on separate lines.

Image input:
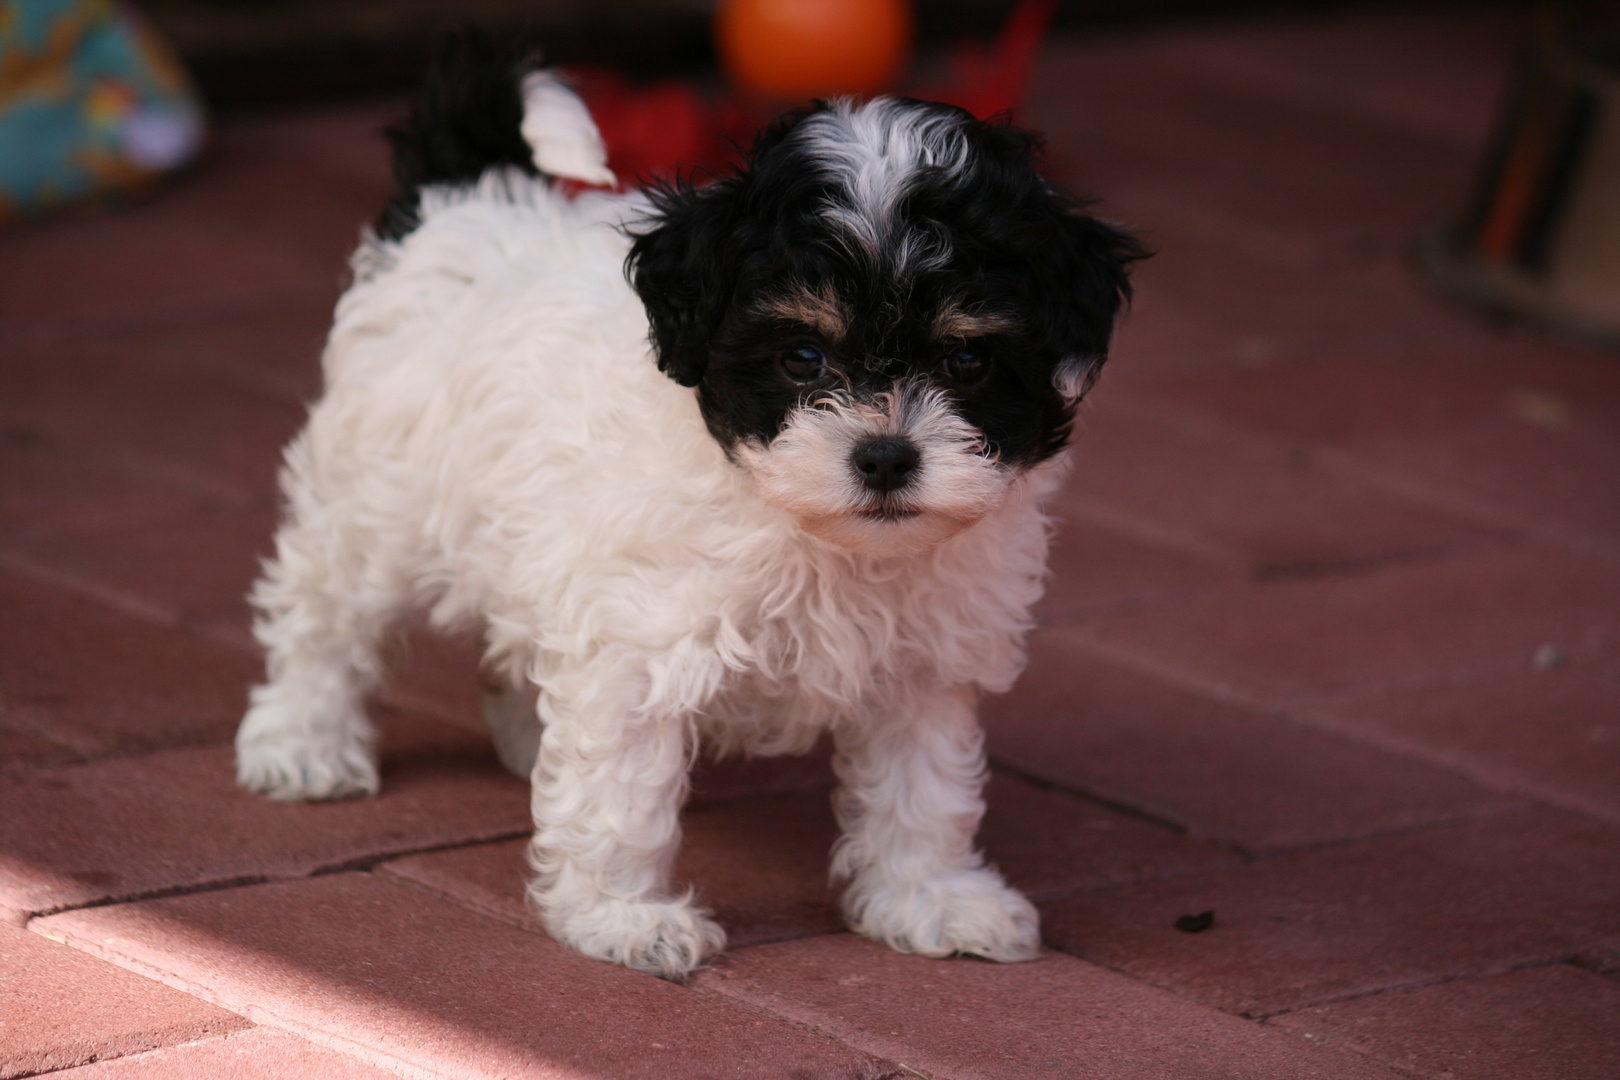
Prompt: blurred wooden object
<box><xmin>1422</xmin><ymin>3</ymin><xmax>1620</xmax><ymax>346</ymax></box>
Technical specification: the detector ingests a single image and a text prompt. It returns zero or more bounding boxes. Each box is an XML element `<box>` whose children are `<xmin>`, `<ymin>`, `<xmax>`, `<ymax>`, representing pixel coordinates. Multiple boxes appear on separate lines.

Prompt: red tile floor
<box><xmin>3</xmin><ymin>5</ymin><xmax>1619</xmax><ymax>1078</ymax></box>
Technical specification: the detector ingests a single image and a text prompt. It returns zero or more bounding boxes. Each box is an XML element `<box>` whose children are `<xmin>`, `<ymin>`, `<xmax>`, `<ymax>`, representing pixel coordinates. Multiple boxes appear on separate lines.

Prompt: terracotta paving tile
<box><xmin>1</xmin><ymin>334</ymin><xmax>305</xmax><ymax>503</ymax></box>
<box><xmin>984</xmin><ymin>629</ymin><xmax>1524</xmax><ymax>853</ymax></box>
<box><xmin>1574</xmin><ymin>934</ymin><xmax>1620</xmax><ymax>980</ymax></box>
<box><xmin>0</xmin><ymin>427</ymin><xmax>201</xmax><ymax>547</ymax></box>
<box><xmin>8</xmin><ymin>504</ymin><xmax>278</xmax><ymax>636</ymax></box>
<box><xmin>1</xmin><ymin>921</ymin><xmax>246</xmax><ymax>1079</ymax></box>
<box><xmin>1112</xmin><ymin>233</ymin><xmax>1488</xmax><ymax>378</ymax></box>
<box><xmin>1023</xmin><ymin>14</ymin><xmax>1517</xmax><ymax>389</ymax></box>
<box><xmin>1306</xmin><ymin>661</ymin><xmax>1620</xmax><ymax>825</ymax></box>
<box><xmin>376</xmin><ymin>839</ymin><xmax>536</xmax><ymax>933</ymax></box>
<box><xmin>1271</xmin><ymin>965</ymin><xmax>1620</xmax><ymax>1080</ymax></box>
<box><xmin>977</xmin><ymin>771</ymin><xmax>1242</xmax><ymax>898</ymax></box>
<box><xmin>46</xmin><ymin>1027</ymin><xmax>402</xmax><ymax>1080</ymax></box>
<box><xmin>380</xmin><ymin>629</ymin><xmax>487</xmax><ymax>730</ymax></box>
<box><xmin>1050</xmin><ymin>400</ymin><xmax>1497</xmax><ymax>581</ymax></box>
<box><xmin>1026</xmin><ymin>96</ymin><xmax>1488</xmax><ymax>382</ymax></box>
<box><xmin>0</xmin><ymin>720</ymin><xmax>80</xmax><ymax>774</ymax></box>
<box><xmin>1039</xmin><ymin>805</ymin><xmax>1620</xmax><ymax>1016</ymax></box>
<box><xmin>0</xmin><ymin>568</ymin><xmax>261</xmax><ymax>756</ymax></box>
<box><xmin>1349</xmin><ymin>415</ymin><xmax>1620</xmax><ymax>553</ymax></box>
<box><xmin>698</xmin><ymin>934</ymin><xmax>1395</xmax><ymax>1080</ymax></box>
<box><xmin>1115</xmin><ymin>335</ymin><xmax>1620</xmax><ymax>448</ymax></box>
<box><xmin>688</xmin><ymin>741</ymin><xmax>839</xmax><ymax>805</ymax></box>
<box><xmin>0</xmin><ymin>104</ymin><xmax>395</xmax><ymax>336</ymax></box>
<box><xmin>1126</xmin><ymin>8</ymin><xmax>1515</xmax><ymax>146</ymax></box>
<box><xmin>1115</xmin><ymin>340</ymin><xmax>1620</xmax><ymax>551</ymax></box>
<box><xmin>1036</xmin><ymin>508</ymin><xmax>1235</xmax><ymax>622</ymax></box>
<box><xmin>0</xmin><ymin>706</ymin><xmax>526</xmax><ymax>914</ymax></box>
<box><xmin>382</xmin><ymin>772</ymin><xmax>1234</xmax><ymax>951</ymax></box>
<box><xmin>1067</xmin><ymin>541</ymin><xmax>1620</xmax><ymax>702</ymax></box>
<box><xmin>1030</xmin><ymin>38</ymin><xmax>1479</xmax><ymax>247</ymax></box>
<box><xmin>675</xmin><ymin>792</ymin><xmax>842</xmax><ymax>945</ymax></box>
<box><xmin>36</xmin><ymin>874</ymin><xmax>897</xmax><ymax>1080</ymax></box>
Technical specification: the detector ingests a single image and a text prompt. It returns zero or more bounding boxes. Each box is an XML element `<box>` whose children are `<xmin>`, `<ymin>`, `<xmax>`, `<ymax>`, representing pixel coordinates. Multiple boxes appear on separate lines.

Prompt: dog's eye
<box><xmin>943</xmin><ymin>345</ymin><xmax>992</xmax><ymax>388</ymax></box>
<box><xmin>780</xmin><ymin>346</ymin><xmax>829</xmax><ymax>384</ymax></box>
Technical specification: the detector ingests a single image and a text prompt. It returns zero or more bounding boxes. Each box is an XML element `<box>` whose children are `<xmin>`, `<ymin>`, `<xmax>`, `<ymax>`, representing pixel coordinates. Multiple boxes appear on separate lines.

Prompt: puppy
<box><xmin>236</xmin><ymin>38</ymin><xmax>1141</xmax><ymax>980</ymax></box>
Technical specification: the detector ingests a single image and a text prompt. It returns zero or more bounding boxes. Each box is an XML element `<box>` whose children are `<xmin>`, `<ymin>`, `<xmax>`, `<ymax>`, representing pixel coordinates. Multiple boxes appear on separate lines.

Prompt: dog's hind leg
<box><xmin>480</xmin><ymin>668</ymin><xmax>541</xmax><ymax>780</ymax></box>
<box><xmin>523</xmin><ymin>652</ymin><xmax>725</xmax><ymax>980</ymax></box>
<box><xmin>235</xmin><ymin>486</ymin><xmax>407</xmax><ymax>802</ymax></box>
<box><xmin>831</xmin><ymin>683</ymin><xmax>1041</xmax><ymax>963</ymax></box>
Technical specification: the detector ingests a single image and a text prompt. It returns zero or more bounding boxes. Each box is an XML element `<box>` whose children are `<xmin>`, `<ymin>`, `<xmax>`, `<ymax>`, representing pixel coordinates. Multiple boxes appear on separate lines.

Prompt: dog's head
<box><xmin>627</xmin><ymin>97</ymin><xmax>1144</xmax><ymax>557</ymax></box>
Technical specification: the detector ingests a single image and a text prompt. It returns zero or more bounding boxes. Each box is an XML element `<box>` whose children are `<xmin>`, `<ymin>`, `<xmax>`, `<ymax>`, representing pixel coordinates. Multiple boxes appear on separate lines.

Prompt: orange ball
<box><xmin>715</xmin><ymin>0</ymin><xmax>915</xmax><ymax>100</ymax></box>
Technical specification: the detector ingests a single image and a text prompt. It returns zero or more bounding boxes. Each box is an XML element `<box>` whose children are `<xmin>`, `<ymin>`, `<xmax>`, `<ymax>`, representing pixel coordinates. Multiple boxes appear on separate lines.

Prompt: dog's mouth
<box><xmin>857</xmin><ymin>504</ymin><xmax>922</xmax><ymax>522</ymax></box>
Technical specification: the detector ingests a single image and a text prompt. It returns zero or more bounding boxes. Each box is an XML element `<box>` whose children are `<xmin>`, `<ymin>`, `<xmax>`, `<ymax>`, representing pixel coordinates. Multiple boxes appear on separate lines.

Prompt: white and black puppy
<box><xmin>236</xmin><ymin>37</ymin><xmax>1141</xmax><ymax>980</ymax></box>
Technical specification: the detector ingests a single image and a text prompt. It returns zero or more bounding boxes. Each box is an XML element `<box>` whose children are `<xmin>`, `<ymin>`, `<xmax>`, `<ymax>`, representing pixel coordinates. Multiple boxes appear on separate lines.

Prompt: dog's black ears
<box><xmin>625</xmin><ymin>178</ymin><xmax>743</xmax><ymax>387</ymax></box>
<box><xmin>1039</xmin><ymin>208</ymin><xmax>1149</xmax><ymax>396</ymax></box>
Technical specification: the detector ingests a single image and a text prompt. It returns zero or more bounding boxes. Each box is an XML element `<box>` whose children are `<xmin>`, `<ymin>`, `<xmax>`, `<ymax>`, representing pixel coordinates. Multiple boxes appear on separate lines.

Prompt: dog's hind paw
<box><xmin>236</xmin><ymin>709</ymin><xmax>379</xmax><ymax>802</ymax></box>
<box><xmin>845</xmin><ymin>867</ymin><xmax>1041</xmax><ymax>963</ymax></box>
<box><xmin>540</xmin><ymin>895</ymin><xmax>727</xmax><ymax>980</ymax></box>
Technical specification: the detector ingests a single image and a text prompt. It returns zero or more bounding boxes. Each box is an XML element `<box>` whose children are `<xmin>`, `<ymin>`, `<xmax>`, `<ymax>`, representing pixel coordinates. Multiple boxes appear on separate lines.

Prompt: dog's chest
<box><xmin>690</xmin><ymin>525</ymin><xmax>1040</xmax><ymax>752</ymax></box>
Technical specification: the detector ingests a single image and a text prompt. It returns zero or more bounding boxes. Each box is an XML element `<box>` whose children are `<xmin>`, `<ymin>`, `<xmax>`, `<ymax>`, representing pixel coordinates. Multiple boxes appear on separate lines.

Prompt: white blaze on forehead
<box><xmin>795</xmin><ymin>98</ymin><xmax>972</xmax><ymax>260</ymax></box>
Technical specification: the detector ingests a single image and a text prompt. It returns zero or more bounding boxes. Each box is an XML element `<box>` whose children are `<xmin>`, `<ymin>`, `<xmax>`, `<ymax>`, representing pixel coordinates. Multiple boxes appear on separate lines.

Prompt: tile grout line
<box><xmin>0</xmin><ymin>416</ymin><xmax>263</xmax><ymax>509</ymax></box>
<box><xmin>1100</xmin><ymin>389</ymin><xmax>1620</xmax><ymax>565</ymax></box>
<box><xmin>696</xmin><ymin>957</ymin><xmax>985</xmax><ymax>1080</ymax></box>
<box><xmin>19</xmin><ymin>828</ymin><xmax>533</xmax><ymax>922</ymax></box>
<box><xmin>23</xmin><ymin>918</ymin><xmax>438</xmax><ymax>1079</ymax></box>
<box><xmin>10</xmin><ymin>1026</ymin><xmax>375</xmax><ymax>1080</ymax></box>
<box><xmin>1252</xmin><ymin>954</ymin><xmax>1588</xmax><ymax>1021</ymax></box>
<box><xmin>0</xmin><ymin>548</ymin><xmax>183</xmax><ymax>628</ymax></box>
<box><xmin>984</xmin><ymin>755</ymin><xmax>1205</xmax><ymax>841</ymax></box>
<box><xmin>1042</xmin><ymin>624</ymin><xmax>1620</xmax><ymax>829</ymax></box>
<box><xmin>2</xmin><ymin>289</ymin><xmax>344</xmax><ymax>350</ymax></box>
<box><xmin>32</xmin><ymin>918</ymin><xmax>453</xmax><ymax>1080</ymax></box>
<box><xmin>32</xmin><ymin>893</ymin><xmax>902</xmax><ymax>1080</ymax></box>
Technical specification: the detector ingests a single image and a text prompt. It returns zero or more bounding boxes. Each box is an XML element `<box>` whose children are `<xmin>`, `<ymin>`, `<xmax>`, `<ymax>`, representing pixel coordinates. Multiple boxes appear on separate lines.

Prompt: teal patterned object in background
<box><xmin>0</xmin><ymin>0</ymin><xmax>204</xmax><ymax>219</ymax></box>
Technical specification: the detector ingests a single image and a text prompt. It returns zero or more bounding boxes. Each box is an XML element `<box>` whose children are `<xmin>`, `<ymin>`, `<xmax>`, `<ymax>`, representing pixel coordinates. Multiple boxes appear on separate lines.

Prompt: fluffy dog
<box><xmin>236</xmin><ymin>39</ymin><xmax>1141</xmax><ymax>980</ymax></box>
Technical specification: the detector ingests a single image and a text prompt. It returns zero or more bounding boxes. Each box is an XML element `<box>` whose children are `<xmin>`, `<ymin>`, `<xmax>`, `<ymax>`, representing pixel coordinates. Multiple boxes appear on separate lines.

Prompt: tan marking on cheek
<box><xmin>932</xmin><ymin>301</ymin><xmax>1019</xmax><ymax>340</ymax></box>
<box><xmin>757</xmin><ymin>283</ymin><xmax>849</xmax><ymax>342</ymax></box>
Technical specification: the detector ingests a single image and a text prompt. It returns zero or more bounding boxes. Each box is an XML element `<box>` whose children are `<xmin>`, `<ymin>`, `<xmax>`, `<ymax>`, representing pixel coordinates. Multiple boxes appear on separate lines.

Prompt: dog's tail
<box><xmin>374</xmin><ymin>30</ymin><xmax>615</xmax><ymax>241</ymax></box>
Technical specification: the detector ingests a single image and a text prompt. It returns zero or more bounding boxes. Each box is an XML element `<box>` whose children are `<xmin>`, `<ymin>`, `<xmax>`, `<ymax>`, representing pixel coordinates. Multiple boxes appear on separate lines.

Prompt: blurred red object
<box><xmin>714</xmin><ymin>0</ymin><xmax>914</xmax><ymax>100</ymax></box>
<box><xmin>913</xmin><ymin>0</ymin><xmax>1055</xmax><ymax>121</ymax></box>
<box><xmin>569</xmin><ymin>0</ymin><xmax>1054</xmax><ymax>187</ymax></box>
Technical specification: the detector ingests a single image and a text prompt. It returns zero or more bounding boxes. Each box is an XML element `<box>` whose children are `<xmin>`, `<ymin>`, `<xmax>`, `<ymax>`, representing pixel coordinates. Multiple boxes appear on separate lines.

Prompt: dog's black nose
<box><xmin>852</xmin><ymin>438</ymin><xmax>920</xmax><ymax>493</ymax></box>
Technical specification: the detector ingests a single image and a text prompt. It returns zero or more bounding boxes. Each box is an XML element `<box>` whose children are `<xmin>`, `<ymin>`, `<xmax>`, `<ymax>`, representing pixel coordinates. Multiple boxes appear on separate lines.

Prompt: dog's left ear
<box><xmin>1040</xmin><ymin>208</ymin><xmax>1149</xmax><ymax>401</ymax></box>
<box><xmin>626</xmin><ymin>179</ymin><xmax>743</xmax><ymax>387</ymax></box>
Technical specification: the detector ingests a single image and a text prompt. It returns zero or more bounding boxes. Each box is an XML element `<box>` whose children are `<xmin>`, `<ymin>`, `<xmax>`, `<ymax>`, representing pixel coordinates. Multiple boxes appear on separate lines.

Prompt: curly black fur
<box><xmin>374</xmin><ymin>30</ymin><xmax>541</xmax><ymax>241</ymax></box>
<box><xmin>627</xmin><ymin>100</ymin><xmax>1147</xmax><ymax>467</ymax></box>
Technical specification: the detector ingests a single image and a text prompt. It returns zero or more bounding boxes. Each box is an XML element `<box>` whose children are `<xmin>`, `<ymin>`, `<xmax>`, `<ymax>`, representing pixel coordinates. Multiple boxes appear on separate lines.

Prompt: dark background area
<box><xmin>143</xmin><ymin>0</ymin><xmax>1518</xmax><ymax>108</ymax></box>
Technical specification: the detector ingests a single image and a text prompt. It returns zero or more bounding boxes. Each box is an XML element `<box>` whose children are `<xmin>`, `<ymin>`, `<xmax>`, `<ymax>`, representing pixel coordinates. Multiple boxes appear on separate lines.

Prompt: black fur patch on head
<box><xmin>626</xmin><ymin>99</ymin><xmax>1146</xmax><ymax>468</ymax></box>
<box><xmin>375</xmin><ymin>30</ymin><xmax>539</xmax><ymax>241</ymax></box>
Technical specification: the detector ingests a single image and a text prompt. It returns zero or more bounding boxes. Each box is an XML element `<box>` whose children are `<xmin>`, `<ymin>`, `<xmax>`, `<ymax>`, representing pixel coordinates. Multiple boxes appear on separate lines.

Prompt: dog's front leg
<box><xmin>832</xmin><ymin>683</ymin><xmax>1040</xmax><ymax>962</ymax></box>
<box><xmin>524</xmin><ymin>663</ymin><xmax>724</xmax><ymax>980</ymax></box>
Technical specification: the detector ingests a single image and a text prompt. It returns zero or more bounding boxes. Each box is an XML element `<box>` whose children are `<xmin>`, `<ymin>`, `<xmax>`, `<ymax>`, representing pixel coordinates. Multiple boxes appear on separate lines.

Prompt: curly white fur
<box><xmin>238</xmin><ymin>88</ymin><xmax>1061</xmax><ymax>980</ymax></box>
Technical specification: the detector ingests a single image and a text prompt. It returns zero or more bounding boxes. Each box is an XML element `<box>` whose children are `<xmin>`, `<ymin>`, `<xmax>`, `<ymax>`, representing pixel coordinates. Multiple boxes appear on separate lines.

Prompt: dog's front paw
<box><xmin>236</xmin><ymin>703</ymin><xmax>379</xmax><ymax>802</ymax></box>
<box><xmin>539</xmin><ymin>895</ymin><xmax>727</xmax><ymax>980</ymax></box>
<box><xmin>844</xmin><ymin>867</ymin><xmax>1041</xmax><ymax>963</ymax></box>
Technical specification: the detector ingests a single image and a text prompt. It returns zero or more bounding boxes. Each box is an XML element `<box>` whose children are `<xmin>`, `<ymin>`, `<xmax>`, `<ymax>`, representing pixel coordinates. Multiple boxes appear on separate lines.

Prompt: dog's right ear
<box><xmin>626</xmin><ymin>178</ymin><xmax>743</xmax><ymax>387</ymax></box>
